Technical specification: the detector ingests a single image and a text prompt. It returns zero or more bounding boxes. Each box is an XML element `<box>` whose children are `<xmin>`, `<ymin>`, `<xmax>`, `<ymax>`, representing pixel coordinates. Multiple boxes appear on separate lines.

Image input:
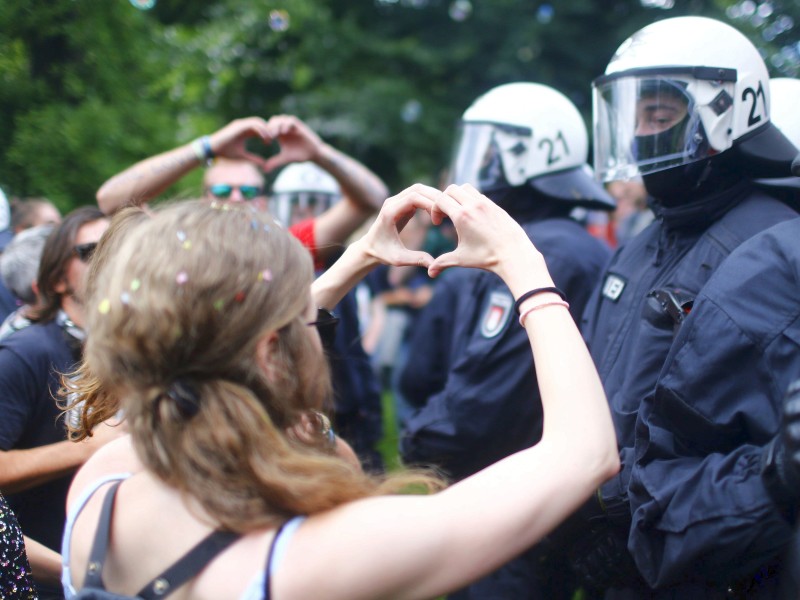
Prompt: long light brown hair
<box><xmin>85</xmin><ymin>200</ymin><xmax>442</xmax><ymax>532</ymax></box>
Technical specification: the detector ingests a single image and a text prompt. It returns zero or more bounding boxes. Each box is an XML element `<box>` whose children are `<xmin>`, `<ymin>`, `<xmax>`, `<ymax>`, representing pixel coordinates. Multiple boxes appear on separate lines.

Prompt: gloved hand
<box><xmin>761</xmin><ymin>379</ymin><xmax>800</xmax><ymax>514</ymax></box>
<box><xmin>565</xmin><ymin>472</ymin><xmax>644</xmax><ymax>591</ymax></box>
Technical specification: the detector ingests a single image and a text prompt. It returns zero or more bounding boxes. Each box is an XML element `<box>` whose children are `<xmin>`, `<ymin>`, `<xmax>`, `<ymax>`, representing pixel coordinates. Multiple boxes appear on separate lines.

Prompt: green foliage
<box><xmin>0</xmin><ymin>0</ymin><xmax>181</xmax><ymax>207</ymax></box>
<box><xmin>1</xmin><ymin>0</ymin><xmax>798</xmax><ymax>210</ymax></box>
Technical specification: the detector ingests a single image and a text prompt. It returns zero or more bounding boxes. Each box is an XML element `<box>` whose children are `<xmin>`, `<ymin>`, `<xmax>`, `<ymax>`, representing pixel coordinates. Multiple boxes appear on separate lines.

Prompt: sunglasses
<box><xmin>73</xmin><ymin>242</ymin><xmax>98</xmax><ymax>263</ymax></box>
<box><xmin>207</xmin><ymin>184</ymin><xmax>264</xmax><ymax>200</ymax></box>
<box><xmin>307</xmin><ymin>307</ymin><xmax>340</xmax><ymax>350</ymax></box>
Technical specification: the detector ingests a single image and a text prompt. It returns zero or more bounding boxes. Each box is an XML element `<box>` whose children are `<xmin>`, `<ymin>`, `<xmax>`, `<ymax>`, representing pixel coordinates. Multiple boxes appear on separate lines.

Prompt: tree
<box><xmin>1</xmin><ymin>0</ymin><xmax>797</xmax><ymax>210</ymax></box>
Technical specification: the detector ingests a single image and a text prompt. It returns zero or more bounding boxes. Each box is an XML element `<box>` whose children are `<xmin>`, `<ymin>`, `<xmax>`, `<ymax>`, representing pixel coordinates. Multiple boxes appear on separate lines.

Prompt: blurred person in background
<box><xmin>0</xmin><ymin>198</ymin><xmax>62</xmax><ymax>324</ymax></box>
<box><xmin>754</xmin><ymin>77</ymin><xmax>800</xmax><ymax>210</ymax></box>
<box><xmin>605</xmin><ymin>178</ymin><xmax>653</xmax><ymax>247</ymax></box>
<box><xmin>95</xmin><ymin>114</ymin><xmax>388</xmax><ymax>270</ymax></box>
<box><xmin>0</xmin><ymin>224</ymin><xmax>54</xmax><ymax>340</ymax></box>
<box><xmin>10</xmin><ymin>198</ymin><xmax>62</xmax><ymax>235</ymax></box>
<box><xmin>0</xmin><ymin>207</ymin><xmax>123</xmax><ymax>599</ymax></box>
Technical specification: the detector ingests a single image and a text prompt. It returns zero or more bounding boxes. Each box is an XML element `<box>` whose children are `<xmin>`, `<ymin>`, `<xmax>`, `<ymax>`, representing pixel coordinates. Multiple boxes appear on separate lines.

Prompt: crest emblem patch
<box><xmin>480</xmin><ymin>291</ymin><xmax>513</xmax><ymax>338</ymax></box>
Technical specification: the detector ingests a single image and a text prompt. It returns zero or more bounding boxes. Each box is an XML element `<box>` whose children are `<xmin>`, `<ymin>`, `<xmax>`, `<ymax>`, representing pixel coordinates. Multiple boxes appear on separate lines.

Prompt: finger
<box><xmin>431</xmin><ymin>203</ymin><xmax>448</xmax><ymax>226</ymax></box>
<box><xmin>434</xmin><ymin>189</ymin><xmax>465</xmax><ymax>220</ymax></box>
<box><xmin>239</xmin><ymin>151</ymin><xmax>270</xmax><ymax>171</ymax></box>
<box><xmin>444</xmin><ymin>183</ymin><xmax>484</xmax><ymax>206</ymax></box>
<box><xmin>428</xmin><ymin>249</ymin><xmax>462</xmax><ymax>276</ymax></box>
<box><xmin>262</xmin><ymin>153</ymin><xmax>290</xmax><ymax>173</ymax></box>
<box><xmin>390</xmin><ymin>250</ymin><xmax>435</xmax><ymax>269</ymax></box>
<box><xmin>387</xmin><ymin>188</ymin><xmax>437</xmax><ymax>220</ymax></box>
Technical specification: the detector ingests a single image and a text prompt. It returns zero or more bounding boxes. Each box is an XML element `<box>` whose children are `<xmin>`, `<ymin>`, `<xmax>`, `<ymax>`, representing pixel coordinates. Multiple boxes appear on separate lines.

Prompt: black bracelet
<box><xmin>514</xmin><ymin>286</ymin><xmax>567</xmax><ymax>315</ymax></box>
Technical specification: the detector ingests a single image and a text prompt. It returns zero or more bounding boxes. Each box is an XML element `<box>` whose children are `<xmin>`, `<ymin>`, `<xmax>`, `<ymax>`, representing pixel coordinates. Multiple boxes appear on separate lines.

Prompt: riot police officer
<box><xmin>399</xmin><ymin>81</ymin><xmax>615</xmax><ymax>599</ymax></box>
<box><xmin>565</xmin><ymin>16</ymin><xmax>800</xmax><ymax>597</ymax></box>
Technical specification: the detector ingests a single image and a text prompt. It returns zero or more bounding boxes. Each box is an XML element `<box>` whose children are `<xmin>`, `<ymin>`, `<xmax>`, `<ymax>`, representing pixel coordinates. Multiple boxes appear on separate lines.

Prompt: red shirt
<box><xmin>289</xmin><ymin>218</ymin><xmax>324</xmax><ymax>270</ymax></box>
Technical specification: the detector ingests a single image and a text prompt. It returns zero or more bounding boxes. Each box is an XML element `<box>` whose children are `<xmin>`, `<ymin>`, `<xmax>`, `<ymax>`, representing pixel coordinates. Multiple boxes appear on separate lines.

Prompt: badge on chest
<box><xmin>480</xmin><ymin>291</ymin><xmax>514</xmax><ymax>338</ymax></box>
<box><xmin>602</xmin><ymin>273</ymin><xmax>627</xmax><ymax>302</ymax></box>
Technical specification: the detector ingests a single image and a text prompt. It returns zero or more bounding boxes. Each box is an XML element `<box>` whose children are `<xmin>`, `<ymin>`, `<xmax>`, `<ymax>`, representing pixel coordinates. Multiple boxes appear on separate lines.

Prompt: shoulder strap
<box><xmin>136</xmin><ymin>530</ymin><xmax>240</xmax><ymax>599</ymax></box>
<box><xmin>262</xmin><ymin>521</ymin><xmax>293</xmax><ymax>600</ymax></box>
<box><xmin>81</xmin><ymin>478</ymin><xmax>239</xmax><ymax>599</ymax></box>
<box><xmin>82</xmin><ymin>480</ymin><xmax>123</xmax><ymax>589</ymax></box>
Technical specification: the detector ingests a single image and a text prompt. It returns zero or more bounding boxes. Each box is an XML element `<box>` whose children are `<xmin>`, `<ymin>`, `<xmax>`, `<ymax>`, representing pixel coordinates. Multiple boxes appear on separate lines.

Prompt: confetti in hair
<box><xmin>176</xmin><ymin>271</ymin><xmax>189</xmax><ymax>285</ymax></box>
<box><xmin>120</xmin><ymin>292</ymin><xmax>131</xmax><ymax>305</ymax></box>
<box><xmin>98</xmin><ymin>299</ymin><xmax>111</xmax><ymax>314</ymax></box>
<box><xmin>258</xmin><ymin>269</ymin><xmax>273</xmax><ymax>282</ymax></box>
<box><xmin>177</xmin><ymin>230</ymin><xmax>187</xmax><ymax>242</ymax></box>
<box><xmin>213</xmin><ymin>299</ymin><xmax>225</xmax><ymax>311</ymax></box>
<box><xmin>234</xmin><ymin>291</ymin><xmax>246</xmax><ymax>303</ymax></box>
<box><xmin>130</xmin><ymin>279</ymin><xmax>141</xmax><ymax>292</ymax></box>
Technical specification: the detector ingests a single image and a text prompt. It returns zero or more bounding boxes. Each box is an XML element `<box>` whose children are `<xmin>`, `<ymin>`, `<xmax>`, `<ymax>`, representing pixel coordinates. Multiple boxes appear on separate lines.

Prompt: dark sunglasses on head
<box><xmin>307</xmin><ymin>307</ymin><xmax>340</xmax><ymax>350</ymax></box>
<box><xmin>73</xmin><ymin>242</ymin><xmax>98</xmax><ymax>263</ymax></box>
<box><xmin>207</xmin><ymin>184</ymin><xmax>264</xmax><ymax>200</ymax></box>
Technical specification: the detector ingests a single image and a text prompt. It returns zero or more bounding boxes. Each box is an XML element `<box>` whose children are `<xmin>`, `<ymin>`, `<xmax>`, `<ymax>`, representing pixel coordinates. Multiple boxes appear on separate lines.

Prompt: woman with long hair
<box><xmin>62</xmin><ymin>183</ymin><xmax>618</xmax><ymax>599</ymax></box>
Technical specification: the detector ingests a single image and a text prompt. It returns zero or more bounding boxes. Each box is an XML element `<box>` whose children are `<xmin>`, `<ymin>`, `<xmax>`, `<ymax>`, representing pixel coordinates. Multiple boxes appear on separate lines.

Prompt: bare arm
<box><xmin>0</xmin><ymin>421</ymin><xmax>125</xmax><ymax>494</ymax></box>
<box><xmin>96</xmin><ymin>117</ymin><xmax>274</xmax><ymax>215</ymax></box>
<box><xmin>0</xmin><ymin>440</ymin><xmax>89</xmax><ymax>494</ymax></box>
<box><xmin>24</xmin><ymin>536</ymin><xmax>62</xmax><ymax>588</ymax></box>
<box><xmin>279</xmin><ymin>184</ymin><xmax>619</xmax><ymax>600</ymax></box>
<box><xmin>95</xmin><ymin>144</ymin><xmax>203</xmax><ymax>215</ymax></box>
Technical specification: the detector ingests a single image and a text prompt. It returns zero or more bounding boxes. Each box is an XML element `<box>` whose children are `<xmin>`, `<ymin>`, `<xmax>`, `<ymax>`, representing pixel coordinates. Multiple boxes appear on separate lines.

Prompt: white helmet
<box><xmin>269</xmin><ymin>162</ymin><xmax>341</xmax><ymax>227</ymax></box>
<box><xmin>0</xmin><ymin>185</ymin><xmax>9</xmax><ymax>231</ymax></box>
<box><xmin>756</xmin><ymin>78</ymin><xmax>800</xmax><ymax>191</ymax></box>
<box><xmin>593</xmin><ymin>16</ymin><xmax>797</xmax><ymax>183</ymax></box>
<box><xmin>450</xmin><ymin>82</ymin><xmax>615</xmax><ymax>209</ymax></box>
<box><xmin>768</xmin><ymin>78</ymin><xmax>800</xmax><ymax>149</ymax></box>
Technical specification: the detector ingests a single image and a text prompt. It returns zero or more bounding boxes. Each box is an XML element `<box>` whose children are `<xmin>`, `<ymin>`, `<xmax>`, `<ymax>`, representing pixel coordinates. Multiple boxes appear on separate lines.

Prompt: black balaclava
<box><xmin>642</xmin><ymin>150</ymin><xmax>741</xmax><ymax>208</ymax></box>
<box><xmin>484</xmin><ymin>184</ymin><xmax>574</xmax><ymax>222</ymax></box>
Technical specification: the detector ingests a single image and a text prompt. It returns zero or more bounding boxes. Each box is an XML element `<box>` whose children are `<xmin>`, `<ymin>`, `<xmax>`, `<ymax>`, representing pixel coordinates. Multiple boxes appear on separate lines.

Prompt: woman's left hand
<box><xmin>359</xmin><ymin>184</ymin><xmax>440</xmax><ymax>268</ymax></box>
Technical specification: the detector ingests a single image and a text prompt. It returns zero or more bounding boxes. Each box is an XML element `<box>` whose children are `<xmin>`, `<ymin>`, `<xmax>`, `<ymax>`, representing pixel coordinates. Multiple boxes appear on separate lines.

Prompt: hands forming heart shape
<box><xmin>208</xmin><ymin>115</ymin><xmax>325</xmax><ymax>173</ymax></box>
<box><xmin>360</xmin><ymin>182</ymin><xmax>540</xmax><ymax>281</ymax></box>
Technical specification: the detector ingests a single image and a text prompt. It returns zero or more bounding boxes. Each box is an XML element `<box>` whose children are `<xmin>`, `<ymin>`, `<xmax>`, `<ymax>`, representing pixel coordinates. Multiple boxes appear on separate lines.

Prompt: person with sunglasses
<box><xmin>95</xmin><ymin>114</ymin><xmax>388</xmax><ymax>270</ymax></box>
<box><xmin>0</xmin><ymin>207</ymin><xmax>126</xmax><ymax>599</ymax></box>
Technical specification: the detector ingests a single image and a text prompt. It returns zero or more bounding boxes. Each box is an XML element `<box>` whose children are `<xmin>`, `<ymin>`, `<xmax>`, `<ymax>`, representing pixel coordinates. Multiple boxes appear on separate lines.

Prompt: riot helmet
<box><xmin>756</xmin><ymin>78</ymin><xmax>800</xmax><ymax>193</ymax></box>
<box><xmin>593</xmin><ymin>17</ymin><xmax>798</xmax><ymax>190</ymax></box>
<box><xmin>269</xmin><ymin>162</ymin><xmax>341</xmax><ymax>227</ymax></box>
<box><xmin>449</xmin><ymin>82</ymin><xmax>615</xmax><ymax>210</ymax></box>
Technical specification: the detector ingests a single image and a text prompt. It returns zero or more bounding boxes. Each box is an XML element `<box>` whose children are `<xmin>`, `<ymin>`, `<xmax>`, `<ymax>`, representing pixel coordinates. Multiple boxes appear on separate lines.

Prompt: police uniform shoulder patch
<box><xmin>480</xmin><ymin>291</ymin><xmax>514</xmax><ymax>338</ymax></box>
<box><xmin>602</xmin><ymin>273</ymin><xmax>626</xmax><ymax>302</ymax></box>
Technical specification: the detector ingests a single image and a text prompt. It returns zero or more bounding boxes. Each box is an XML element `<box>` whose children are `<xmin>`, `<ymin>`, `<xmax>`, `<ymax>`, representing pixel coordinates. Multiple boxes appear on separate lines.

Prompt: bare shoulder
<box><xmin>67</xmin><ymin>435</ymin><xmax>141</xmax><ymax>510</ymax></box>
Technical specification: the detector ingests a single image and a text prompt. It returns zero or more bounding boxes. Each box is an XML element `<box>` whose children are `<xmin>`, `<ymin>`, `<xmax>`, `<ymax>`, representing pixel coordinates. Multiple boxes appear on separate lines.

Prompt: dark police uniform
<box><xmin>629</xmin><ymin>217</ymin><xmax>800</xmax><ymax>597</ymax></box>
<box><xmin>327</xmin><ymin>286</ymin><xmax>384</xmax><ymax>473</ymax></box>
<box><xmin>577</xmin><ymin>185</ymin><xmax>798</xmax><ymax>597</ymax></box>
<box><xmin>400</xmin><ymin>215</ymin><xmax>611</xmax><ymax>599</ymax></box>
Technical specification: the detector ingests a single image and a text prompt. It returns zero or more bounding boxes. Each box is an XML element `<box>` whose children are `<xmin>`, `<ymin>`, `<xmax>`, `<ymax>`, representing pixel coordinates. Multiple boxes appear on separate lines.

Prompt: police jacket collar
<box><xmin>652</xmin><ymin>180</ymin><xmax>753</xmax><ymax>232</ymax></box>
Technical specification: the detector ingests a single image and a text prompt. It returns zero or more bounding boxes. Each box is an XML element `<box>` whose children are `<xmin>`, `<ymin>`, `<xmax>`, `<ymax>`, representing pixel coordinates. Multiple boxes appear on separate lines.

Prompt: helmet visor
<box><xmin>269</xmin><ymin>192</ymin><xmax>337</xmax><ymax>227</ymax></box>
<box><xmin>593</xmin><ymin>73</ymin><xmax>734</xmax><ymax>182</ymax></box>
<box><xmin>449</xmin><ymin>122</ymin><xmax>532</xmax><ymax>191</ymax></box>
